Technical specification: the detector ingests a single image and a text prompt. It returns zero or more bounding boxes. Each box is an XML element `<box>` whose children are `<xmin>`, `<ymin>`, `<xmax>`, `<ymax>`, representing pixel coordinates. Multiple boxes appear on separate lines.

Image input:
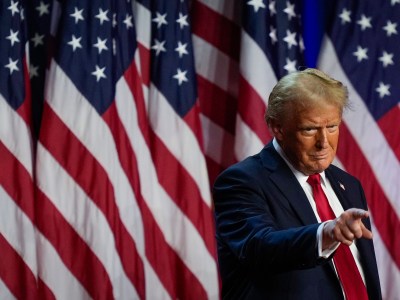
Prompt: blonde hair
<box><xmin>265</xmin><ymin>68</ymin><xmax>348</xmax><ymax>126</ymax></box>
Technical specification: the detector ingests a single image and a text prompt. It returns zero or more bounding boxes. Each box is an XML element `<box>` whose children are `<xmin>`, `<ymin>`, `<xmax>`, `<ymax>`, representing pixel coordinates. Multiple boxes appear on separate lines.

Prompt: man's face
<box><xmin>273</xmin><ymin>102</ymin><xmax>342</xmax><ymax>175</ymax></box>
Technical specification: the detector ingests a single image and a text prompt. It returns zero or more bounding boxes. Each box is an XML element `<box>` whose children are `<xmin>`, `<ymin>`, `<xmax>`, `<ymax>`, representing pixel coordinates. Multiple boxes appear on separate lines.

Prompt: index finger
<box><xmin>350</xmin><ymin>208</ymin><xmax>369</xmax><ymax>219</ymax></box>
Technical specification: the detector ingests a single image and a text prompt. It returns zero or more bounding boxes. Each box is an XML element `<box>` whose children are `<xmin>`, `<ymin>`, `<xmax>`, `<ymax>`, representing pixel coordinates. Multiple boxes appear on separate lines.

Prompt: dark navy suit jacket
<box><xmin>213</xmin><ymin>143</ymin><xmax>381</xmax><ymax>299</ymax></box>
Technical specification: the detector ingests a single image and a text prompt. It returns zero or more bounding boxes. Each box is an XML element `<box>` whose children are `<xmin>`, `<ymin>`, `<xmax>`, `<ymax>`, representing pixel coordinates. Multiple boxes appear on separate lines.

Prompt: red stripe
<box><xmin>138</xmin><ymin>43</ymin><xmax>150</xmax><ymax>87</ymax></box>
<box><xmin>197</xmin><ymin>75</ymin><xmax>237</xmax><ymax>134</ymax></box>
<box><xmin>183</xmin><ymin>103</ymin><xmax>205</xmax><ymax>151</ymax></box>
<box><xmin>0</xmin><ymin>234</ymin><xmax>38</xmax><ymax>300</ymax></box>
<box><xmin>113</xmin><ymin>64</ymin><xmax>210</xmax><ymax>298</ymax></box>
<box><xmin>38</xmin><ymin>277</ymin><xmax>56</xmax><ymax>300</ymax></box>
<box><xmin>377</xmin><ymin>106</ymin><xmax>400</xmax><ymax>161</ymax></box>
<box><xmin>337</xmin><ymin>124</ymin><xmax>400</xmax><ymax>268</ymax></box>
<box><xmin>124</xmin><ymin>62</ymin><xmax>217</xmax><ymax>256</ymax></box>
<box><xmin>192</xmin><ymin>0</ymin><xmax>240</xmax><ymax>61</ymax></box>
<box><xmin>39</xmin><ymin>103</ymin><xmax>146</xmax><ymax>298</ymax></box>
<box><xmin>0</xmin><ymin>141</ymin><xmax>34</xmax><ymax>221</ymax></box>
<box><xmin>35</xmin><ymin>186</ymin><xmax>115</xmax><ymax>299</ymax></box>
<box><xmin>103</xmin><ymin>103</ymin><xmax>209</xmax><ymax>300</ymax></box>
<box><xmin>238</xmin><ymin>75</ymin><xmax>272</xmax><ymax>143</ymax></box>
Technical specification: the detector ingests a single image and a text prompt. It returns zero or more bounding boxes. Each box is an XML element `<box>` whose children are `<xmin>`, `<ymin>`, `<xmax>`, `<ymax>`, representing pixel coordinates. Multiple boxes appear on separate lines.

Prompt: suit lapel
<box><xmin>260</xmin><ymin>144</ymin><xmax>319</xmax><ymax>226</ymax></box>
<box><xmin>325</xmin><ymin>168</ymin><xmax>352</xmax><ymax>211</ymax></box>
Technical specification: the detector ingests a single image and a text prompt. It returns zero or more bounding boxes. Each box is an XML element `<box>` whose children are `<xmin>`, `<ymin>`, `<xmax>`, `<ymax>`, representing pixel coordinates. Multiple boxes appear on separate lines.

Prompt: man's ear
<box><xmin>269</xmin><ymin>120</ymin><xmax>283</xmax><ymax>140</ymax></box>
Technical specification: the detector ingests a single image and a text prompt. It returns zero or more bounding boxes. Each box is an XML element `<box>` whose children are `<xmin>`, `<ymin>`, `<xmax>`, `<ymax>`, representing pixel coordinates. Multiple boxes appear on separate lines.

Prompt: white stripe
<box><xmin>115</xmin><ymin>77</ymin><xmax>219</xmax><ymax>299</ymax></box>
<box><xmin>196</xmin><ymin>0</ymin><xmax>240</xmax><ymax>23</ymax></box>
<box><xmin>192</xmin><ymin>35</ymin><xmax>239</xmax><ymax>97</ymax></box>
<box><xmin>240</xmin><ymin>29</ymin><xmax>277</xmax><ymax>107</ymax></box>
<box><xmin>234</xmin><ymin>114</ymin><xmax>264</xmax><ymax>161</ymax></box>
<box><xmin>0</xmin><ymin>278</ymin><xmax>16</xmax><ymax>300</ymax></box>
<box><xmin>0</xmin><ymin>95</ymin><xmax>33</xmax><ymax>176</ymax></box>
<box><xmin>147</xmin><ymin>84</ymin><xmax>212</xmax><ymax>207</ymax></box>
<box><xmin>44</xmin><ymin>60</ymin><xmax>168</xmax><ymax>299</ymax></box>
<box><xmin>133</xmin><ymin>2</ymin><xmax>151</xmax><ymax>49</ymax></box>
<box><xmin>36</xmin><ymin>144</ymin><xmax>139</xmax><ymax>299</ymax></box>
<box><xmin>0</xmin><ymin>187</ymin><xmax>37</xmax><ymax>280</ymax></box>
<box><xmin>200</xmin><ymin>113</ymin><xmax>234</xmax><ymax>167</ymax></box>
<box><xmin>35</xmin><ymin>228</ymin><xmax>91</xmax><ymax>300</ymax></box>
<box><xmin>371</xmin><ymin>220</ymin><xmax>400</xmax><ymax>300</ymax></box>
<box><xmin>318</xmin><ymin>36</ymin><xmax>400</xmax><ymax>219</ymax></box>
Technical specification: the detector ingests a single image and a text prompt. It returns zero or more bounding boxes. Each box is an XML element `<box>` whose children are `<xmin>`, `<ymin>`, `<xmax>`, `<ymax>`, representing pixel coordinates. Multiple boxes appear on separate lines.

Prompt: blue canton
<box><xmin>137</xmin><ymin>0</ymin><xmax>197</xmax><ymax>117</ymax></box>
<box><xmin>327</xmin><ymin>0</ymin><xmax>400</xmax><ymax>120</ymax></box>
<box><xmin>0</xmin><ymin>0</ymin><xmax>28</xmax><ymax>110</ymax></box>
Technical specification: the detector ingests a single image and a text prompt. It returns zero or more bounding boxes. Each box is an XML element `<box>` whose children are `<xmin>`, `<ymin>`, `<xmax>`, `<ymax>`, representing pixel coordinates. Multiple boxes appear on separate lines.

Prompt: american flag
<box><xmin>318</xmin><ymin>1</ymin><xmax>400</xmax><ymax>298</ymax></box>
<box><xmin>0</xmin><ymin>0</ymin><xmax>40</xmax><ymax>298</ymax></box>
<box><xmin>36</xmin><ymin>0</ymin><xmax>218</xmax><ymax>298</ymax></box>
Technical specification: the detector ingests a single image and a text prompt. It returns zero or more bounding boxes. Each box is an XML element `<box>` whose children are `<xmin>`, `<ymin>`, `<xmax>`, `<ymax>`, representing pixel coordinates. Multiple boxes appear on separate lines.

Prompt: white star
<box><xmin>123</xmin><ymin>14</ymin><xmax>133</xmax><ymax>29</ymax></box>
<box><xmin>67</xmin><ymin>35</ymin><xmax>82</xmax><ymax>51</ymax></box>
<box><xmin>175</xmin><ymin>41</ymin><xmax>188</xmax><ymax>58</ymax></box>
<box><xmin>283</xmin><ymin>1</ymin><xmax>296</xmax><ymax>20</ymax></box>
<box><xmin>70</xmin><ymin>7</ymin><xmax>84</xmax><ymax>24</ymax></box>
<box><xmin>91</xmin><ymin>65</ymin><xmax>106</xmax><ymax>82</ymax></box>
<box><xmin>283</xmin><ymin>30</ymin><xmax>297</xmax><ymax>49</ymax></box>
<box><xmin>379</xmin><ymin>51</ymin><xmax>394</xmax><ymax>67</ymax></box>
<box><xmin>6</xmin><ymin>29</ymin><xmax>20</xmax><ymax>46</ymax></box>
<box><xmin>5</xmin><ymin>58</ymin><xmax>19</xmax><ymax>74</ymax></box>
<box><xmin>283</xmin><ymin>58</ymin><xmax>297</xmax><ymax>73</ymax></box>
<box><xmin>151</xmin><ymin>39</ymin><xmax>166</xmax><ymax>56</ymax></box>
<box><xmin>36</xmin><ymin>1</ymin><xmax>50</xmax><ymax>16</ymax></box>
<box><xmin>8</xmin><ymin>0</ymin><xmax>19</xmax><ymax>16</ymax></box>
<box><xmin>269</xmin><ymin>26</ymin><xmax>277</xmax><ymax>44</ymax></box>
<box><xmin>20</xmin><ymin>7</ymin><xmax>25</xmax><ymax>20</ymax></box>
<box><xmin>153</xmin><ymin>12</ymin><xmax>168</xmax><ymax>28</ymax></box>
<box><xmin>247</xmin><ymin>0</ymin><xmax>266</xmax><ymax>13</ymax></box>
<box><xmin>338</xmin><ymin>8</ymin><xmax>351</xmax><ymax>24</ymax></box>
<box><xmin>173</xmin><ymin>68</ymin><xmax>188</xmax><ymax>85</ymax></box>
<box><xmin>376</xmin><ymin>82</ymin><xmax>390</xmax><ymax>98</ymax></box>
<box><xmin>30</xmin><ymin>64</ymin><xmax>39</xmax><ymax>78</ymax></box>
<box><xmin>391</xmin><ymin>0</ymin><xmax>400</xmax><ymax>5</ymax></box>
<box><xmin>357</xmin><ymin>14</ymin><xmax>372</xmax><ymax>31</ymax></box>
<box><xmin>383</xmin><ymin>20</ymin><xmax>397</xmax><ymax>37</ymax></box>
<box><xmin>31</xmin><ymin>32</ymin><xmax>45</xmax><ymax>47</ymax></box>
<box><xmin>269</xmin><ymin>1</ymin><xmax>276</xmax><ymax>16</ymax></box>
<box><xmin>353</xmin><ymin>46</ymin><xmax>368</xmax><ymax>62</ymax></box>
<box><xmin>93</xmin><ymin>37</ymin><xmax>108</xmax><ymax>54</ymax></box>
<box><xmin>176</xmin><ymin>12</ymin><xmax>189</xmax><ymax>29</ymax></box>
<box><xmin>95</xmin><ymin>8</ymin><xmax>110</xmax><ymax>25</ymax></box>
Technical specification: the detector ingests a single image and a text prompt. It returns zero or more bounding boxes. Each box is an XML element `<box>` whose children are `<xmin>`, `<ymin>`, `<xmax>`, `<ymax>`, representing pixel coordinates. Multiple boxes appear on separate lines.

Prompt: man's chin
<box><xmin>302</xmin><ymin>161</ymin><xmax>332</xmax><ymax>175</ymax></box>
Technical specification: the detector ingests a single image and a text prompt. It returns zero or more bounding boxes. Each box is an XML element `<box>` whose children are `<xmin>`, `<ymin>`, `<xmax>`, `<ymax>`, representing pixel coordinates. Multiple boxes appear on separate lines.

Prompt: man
<box><xmin>213</xmin><ymin>69</ymin><xmax>382</xmax><ymax>299</ymax></box>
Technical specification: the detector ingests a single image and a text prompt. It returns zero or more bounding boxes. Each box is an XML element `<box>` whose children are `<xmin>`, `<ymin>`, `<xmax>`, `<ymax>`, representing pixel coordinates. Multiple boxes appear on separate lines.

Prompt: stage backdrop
<box><xmin>0</xmin><ymin>0</ymin><xmax>399</xmax><ymax>299</ymax></box>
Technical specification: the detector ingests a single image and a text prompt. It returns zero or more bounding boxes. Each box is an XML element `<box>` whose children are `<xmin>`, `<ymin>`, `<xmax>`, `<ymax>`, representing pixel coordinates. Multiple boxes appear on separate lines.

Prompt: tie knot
<box><xmin>307</xmin><ymin>174</ymin><xmax>321</xmax><ymax>186</ymax></box>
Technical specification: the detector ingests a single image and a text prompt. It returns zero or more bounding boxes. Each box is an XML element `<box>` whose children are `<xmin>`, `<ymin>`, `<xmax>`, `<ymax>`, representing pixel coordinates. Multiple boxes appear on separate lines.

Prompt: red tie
<box><xmin>307</xmin><ymin>174</ymin><xmax>369</xmax><ymax>300</ymax></box>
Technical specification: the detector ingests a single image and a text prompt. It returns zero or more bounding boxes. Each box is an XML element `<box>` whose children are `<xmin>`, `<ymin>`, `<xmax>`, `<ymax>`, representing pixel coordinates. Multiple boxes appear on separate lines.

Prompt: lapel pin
<box><xmin>339</xmin><ymin>182</ymin><xmax>345</xmax><ymax>190</ymax></box>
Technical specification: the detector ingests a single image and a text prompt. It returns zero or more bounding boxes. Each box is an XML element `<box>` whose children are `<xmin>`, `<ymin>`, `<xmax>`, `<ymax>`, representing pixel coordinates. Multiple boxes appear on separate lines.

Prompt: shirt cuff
<box><xmin>317</xmin><ymin>221</ymin><xmax>340</xmax><ymax>258</ymax></box>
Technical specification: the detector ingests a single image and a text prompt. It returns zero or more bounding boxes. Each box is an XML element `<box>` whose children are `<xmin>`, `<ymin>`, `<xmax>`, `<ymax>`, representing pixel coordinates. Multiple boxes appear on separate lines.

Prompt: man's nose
<box><xmin>316</xmin><ymin>128</ymin><xmax>328</xmax><ymax>148</ymax></box>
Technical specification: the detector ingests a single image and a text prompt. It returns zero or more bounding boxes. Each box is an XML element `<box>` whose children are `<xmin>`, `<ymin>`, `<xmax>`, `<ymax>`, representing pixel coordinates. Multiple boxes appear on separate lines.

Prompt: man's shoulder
<box><xmin>327</xmin><ymin>163</ymin><xmax>360</xmax><ymax>184</ymax></box>
<box><xmin>213</xmin><ymin>147</ymin><xmax>275</xmax><ymax>186</ymax></box>
<box><xmin>220</xmin><ymin>152</ymin><xmax>264</xmax><ymax>177</ymax></box>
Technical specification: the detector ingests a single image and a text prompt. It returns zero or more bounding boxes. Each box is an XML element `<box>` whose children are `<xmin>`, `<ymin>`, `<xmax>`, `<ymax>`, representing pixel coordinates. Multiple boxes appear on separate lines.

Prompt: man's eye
<box><xmin>302</xmin><ymin>128</ymin><xmax>316</xmax><ymax>135</ymax></box>
<box><xmin>327</xmin><ymin>125</ymin><xmax>338</xmax><ymax>133</ymax></box>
